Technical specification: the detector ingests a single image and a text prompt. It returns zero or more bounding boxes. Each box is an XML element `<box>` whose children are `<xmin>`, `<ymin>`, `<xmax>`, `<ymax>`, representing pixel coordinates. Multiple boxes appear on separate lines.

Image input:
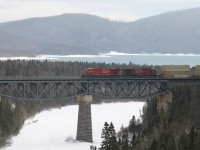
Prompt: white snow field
<box><xmin>3</xmin><ymin>101</ymin><xmax>145</xmax><ymax>150</ymax></box>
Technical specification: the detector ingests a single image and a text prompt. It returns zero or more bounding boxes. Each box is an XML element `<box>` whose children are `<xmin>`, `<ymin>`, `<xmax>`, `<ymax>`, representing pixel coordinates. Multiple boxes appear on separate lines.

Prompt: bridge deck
<box><xmin>0</xmin><ymin>76</ymin><xmax>200</xmax><ymax>81</ymax></box>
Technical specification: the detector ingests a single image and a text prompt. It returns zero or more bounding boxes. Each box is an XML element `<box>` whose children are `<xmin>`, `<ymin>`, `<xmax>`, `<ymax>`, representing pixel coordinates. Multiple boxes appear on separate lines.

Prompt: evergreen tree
<box><xmin>128</xmin><ymin>115</ymin><xmax>136</xmax><ymax>133</ymax></box>
<box><xmin>150</xmin><ymin>139</ymin><xmax>158</xmax><ymax>150</ymax></box>
<box><xmin>99</xmin><ymin>122</ymin><xmax>119</xmax><ymax>150</ymax></box>
<box><xmin>117</xmin><ymin>137</ymin><xmax>122</xmax><ymax>150</ymax></box>
<box><xmin>90</xmin><ymin>145</ymin><xmax>97</xmax><ymax>150</ymax></box>
<box><xmin>100</xmin><ymin>122</ymin><xmax>110</xmax><ymax>150</ymax></box>
<box><xmin>108</xmin><ymin>122</ymin><xmax>118</xmax><ymax>150</ymax></box>
<box><xmin>130</xmin><ymin>134</ymin><xmax>137</xmax><ymax>150</ymax></box>
<box><xmin>121</xmin><ymin>129</ymin><xmax>129</xmax><ymax>150</ymax></box>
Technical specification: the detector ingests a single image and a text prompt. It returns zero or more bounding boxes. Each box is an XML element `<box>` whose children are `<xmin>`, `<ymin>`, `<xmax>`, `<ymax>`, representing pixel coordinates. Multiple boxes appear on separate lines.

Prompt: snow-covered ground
<box><xmin>3</xmin><ymin>102</ymin><xmax>145</xmax><ymax>150</ymax></box>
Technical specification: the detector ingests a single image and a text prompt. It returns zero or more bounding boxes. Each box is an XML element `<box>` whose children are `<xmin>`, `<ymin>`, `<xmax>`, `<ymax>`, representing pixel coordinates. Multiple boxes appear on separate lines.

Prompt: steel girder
<box><xmin>90</xmin><ymin>80</ymin><xmax>168</xmax><ymax>98</ymax></box>
<box><xmin>0</xmin><ymin>79</ymin><xmax>169</xmax><ymax>100</ymax></box>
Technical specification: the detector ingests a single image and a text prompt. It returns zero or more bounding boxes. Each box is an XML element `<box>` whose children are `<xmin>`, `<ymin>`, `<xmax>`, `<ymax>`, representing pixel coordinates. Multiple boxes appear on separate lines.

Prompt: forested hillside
<box><xmin>93</xmin><ymin>85</ymin><xmax>200</xmax><ymax>150</ymax></box>
<box><xmin>142</xmin><ymin>85</ymin><xmax>200</xmax><ymax>149</ymax></box>
<box><xmin>103</xmin><ymin>85</ymin><xmax>200</xmax><ymax>150</ymax></box>
<box><xmin>0</xmin><ymin>7</ymin><xmax>200</xmax><ymax>56</ymax></box>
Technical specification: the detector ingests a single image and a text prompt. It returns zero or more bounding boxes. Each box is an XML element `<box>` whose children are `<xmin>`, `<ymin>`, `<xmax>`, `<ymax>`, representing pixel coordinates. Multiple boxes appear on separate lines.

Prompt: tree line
<box><xmin>0</xmin><ymin>60</ymin><xmax>147</xmax><ymax>76</ymax></box>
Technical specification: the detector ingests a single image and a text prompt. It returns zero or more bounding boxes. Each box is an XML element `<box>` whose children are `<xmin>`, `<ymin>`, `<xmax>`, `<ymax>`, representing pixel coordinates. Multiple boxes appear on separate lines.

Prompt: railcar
<box><xmin>194</xmin><ymin>65</ymin><xmax>200</xmax><ymax>77</ymax></box>
<box><xmin>81</xmin><ymin>68</ymin><xmax>158</xmax><ymax>78</ymax></box>
<box><xmin>81</xmin><ymin>68</ymin><xmax>121</xmax><ymax>78</ymax></box>
<box><xmin>131</xmin><ymin>68</ymin><xmax>158</xmax><ymax>76</ymax></box>
<box><xmin>160</xmin><ymin>65</ymin><xmax>191</xmax><ymax>78</ymax></box>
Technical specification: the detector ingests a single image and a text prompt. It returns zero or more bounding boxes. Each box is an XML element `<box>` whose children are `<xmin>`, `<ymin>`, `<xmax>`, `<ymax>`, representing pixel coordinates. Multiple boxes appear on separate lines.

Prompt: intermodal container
<box><xmin>161</xmin><ymin>65</ymin><xmax>191</xmax><ymax>78</ymax></box>
<box><xmin>161</xmin><ymin>65</ymin><xmax>190</xmax><ymax>72</ymax></box>
<box><xmin>195</xmin><ymin>65</ymin><xmax>200</xmax><ymax>76</ymax></box>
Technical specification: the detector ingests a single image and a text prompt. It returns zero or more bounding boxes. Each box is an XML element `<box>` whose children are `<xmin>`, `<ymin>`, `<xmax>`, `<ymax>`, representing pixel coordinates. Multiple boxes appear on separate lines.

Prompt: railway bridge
<box><xmin>0</xmin><ymin>77</ymin><xmax>200</xmax><ymax>142</ymax></box>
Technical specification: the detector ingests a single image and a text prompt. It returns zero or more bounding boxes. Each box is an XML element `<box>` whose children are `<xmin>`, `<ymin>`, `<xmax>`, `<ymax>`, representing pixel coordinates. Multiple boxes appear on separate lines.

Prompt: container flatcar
<box><xmin>161</xmin><ymin>65</ymin><xmax>191</xmax><ymax>78</ymax></box>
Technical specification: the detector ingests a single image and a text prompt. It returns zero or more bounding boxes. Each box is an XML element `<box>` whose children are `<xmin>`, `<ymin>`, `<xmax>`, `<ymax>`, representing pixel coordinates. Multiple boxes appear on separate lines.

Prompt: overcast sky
<box><xmin>0</xmin><ymin>0</ymin><xmax>200</xmax><ymax>22</ymax></box>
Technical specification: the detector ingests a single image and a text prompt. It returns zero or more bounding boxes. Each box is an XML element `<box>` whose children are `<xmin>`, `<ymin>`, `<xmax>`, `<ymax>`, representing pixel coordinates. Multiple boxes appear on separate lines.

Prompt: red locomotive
<box><xmin>131</xmin><ymin>68</ymin><xmax>158</xmax><ymax>76</ymax></box>
<box><xmin>81</xmin><ymin>68</ymin><xmax>119</xmax><ymax>76</ymax></box>
<box><xmin>81</xmin><ymin>68</ymin><xmax>158</xmax><ymax>78</ymax></box>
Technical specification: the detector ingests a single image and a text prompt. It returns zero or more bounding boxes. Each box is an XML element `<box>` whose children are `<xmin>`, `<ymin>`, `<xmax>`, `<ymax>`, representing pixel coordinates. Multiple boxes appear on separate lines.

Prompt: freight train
<box><xmin>81</xmin><ymin>68</ymin><xmax>158</xmax><ymax>78</ymax></box>
<box><xmin>81</xmin><ymin>65</ymin><xmax>200</xmax><ymax>78</ymax></box>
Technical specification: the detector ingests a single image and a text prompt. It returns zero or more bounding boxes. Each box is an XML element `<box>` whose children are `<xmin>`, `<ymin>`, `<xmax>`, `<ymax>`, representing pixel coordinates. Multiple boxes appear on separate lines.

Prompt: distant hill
<box><xmin>0</xmin><ymin>7</ymin><xmax>200</xmax><ymax>56</ymax></box>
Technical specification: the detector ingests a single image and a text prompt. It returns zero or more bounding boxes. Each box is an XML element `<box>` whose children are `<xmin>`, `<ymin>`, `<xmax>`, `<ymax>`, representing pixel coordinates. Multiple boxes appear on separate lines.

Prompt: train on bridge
<box><xmin>81</xmin><ymin>65</ymin><xmax>200</xmax><ymax>78</ymax></box>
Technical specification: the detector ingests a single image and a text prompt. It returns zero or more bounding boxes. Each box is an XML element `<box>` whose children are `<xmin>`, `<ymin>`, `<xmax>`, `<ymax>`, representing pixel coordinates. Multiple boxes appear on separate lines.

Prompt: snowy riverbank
<box><xmin>3</xmin><ymin>102</ymin><xmax>145</xmax><ymax>150</ymax></box>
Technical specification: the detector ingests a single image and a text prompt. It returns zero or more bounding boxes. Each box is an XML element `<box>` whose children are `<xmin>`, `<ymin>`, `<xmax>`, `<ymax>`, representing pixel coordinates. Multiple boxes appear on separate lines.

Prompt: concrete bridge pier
<box><xmin>157</xmin><ymin>91</ymin><xmax>173</xmax><ymax>113</ymax></box>
<box><xmin>76</xmin><ymin>95</ymin><xmax>93</xmax><ymax>142</ymax></box>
